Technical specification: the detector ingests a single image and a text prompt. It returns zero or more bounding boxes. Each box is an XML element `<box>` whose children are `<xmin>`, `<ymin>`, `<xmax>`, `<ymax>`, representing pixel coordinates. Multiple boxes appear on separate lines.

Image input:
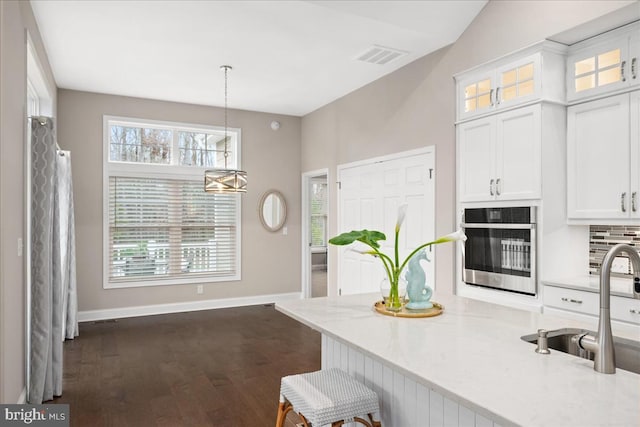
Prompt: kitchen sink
<box><xmin>521</xmin><ymin>328</ymin><xmax>640</xmax><ymax>374</ymax></box>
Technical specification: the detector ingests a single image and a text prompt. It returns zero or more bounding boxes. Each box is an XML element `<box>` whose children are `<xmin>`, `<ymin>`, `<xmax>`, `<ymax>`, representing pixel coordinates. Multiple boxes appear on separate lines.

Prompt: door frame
<box><xmin>301</xmin><ymin>168</ymin><xmax>330</xmax><ymax>298</ymax></box>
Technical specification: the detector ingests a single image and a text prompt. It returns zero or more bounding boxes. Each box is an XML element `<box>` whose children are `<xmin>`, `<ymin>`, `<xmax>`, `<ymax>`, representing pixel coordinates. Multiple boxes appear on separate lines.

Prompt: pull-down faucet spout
<box><xmin>575</xmin><ymin>244</ymin><xmax>640</xmax><ymax>374</ymax></box>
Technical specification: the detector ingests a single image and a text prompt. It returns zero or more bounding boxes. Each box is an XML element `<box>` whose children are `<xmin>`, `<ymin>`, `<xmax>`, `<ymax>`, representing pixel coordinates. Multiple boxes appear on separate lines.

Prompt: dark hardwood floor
<box><xmin>52</xmin><ymin>304</ymin><xmax>321</xmax><ymax>427</ymax></box>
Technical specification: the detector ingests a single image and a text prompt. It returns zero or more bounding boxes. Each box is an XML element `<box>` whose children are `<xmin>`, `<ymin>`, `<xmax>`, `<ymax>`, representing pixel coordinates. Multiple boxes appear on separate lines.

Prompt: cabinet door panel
<box><xmin>631</xmin><ymin>90</ymin><xmax>640</xmax><ymax>218</ymax></box>
<box><xmin>458</xmin><ymin>117</ymin><xmax>495</xmax><ymax>202</ymax></box>
<box><xmin>496</xmin><ymin>105</ymin><xmax>541</xmax><ymax>200</ymax></box>
<box><xmin>457</xmin><ymin>73</ymin><xmax>496</xmax><ymax>121</ymax></box>
<box><xmin>567</xmin><ymin>38</ymin><xmax>629</xmax><ymax>102</ymax></box>
<box><xmin>567</xmin><ymin>93</ymin><xmax>630</xmax><ymax>219</ymax></box>
<box><xmin>495</xmin><ymin>54</ymin><xmax>541</xmax><ymax>109</ymax></box>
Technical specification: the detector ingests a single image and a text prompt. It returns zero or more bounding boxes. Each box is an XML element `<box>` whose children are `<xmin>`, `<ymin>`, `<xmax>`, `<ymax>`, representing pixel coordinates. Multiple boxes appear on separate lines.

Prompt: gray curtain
<box><xmin>29</xmin><ymin>118</ymin><xmax>78</xmax><ymax>404</ymax></box>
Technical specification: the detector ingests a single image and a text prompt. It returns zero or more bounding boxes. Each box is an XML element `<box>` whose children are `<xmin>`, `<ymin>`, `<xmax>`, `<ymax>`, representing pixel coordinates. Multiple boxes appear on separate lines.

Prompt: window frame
<box><xmin>102</xmin><ymin>115</ymin><xmax>242</xmax><ymax>289</ymax></box>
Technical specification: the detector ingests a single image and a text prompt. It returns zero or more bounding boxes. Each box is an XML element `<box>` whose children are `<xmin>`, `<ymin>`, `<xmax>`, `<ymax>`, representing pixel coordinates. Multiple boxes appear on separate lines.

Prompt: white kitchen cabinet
<box><xmin>567</xmin><ymin>21</ymin><xmax>640</xmax><ymax>103</ymax></box>
<box><xmin>456</xmin><ymin>41</ymin><xmax>566</xmax><ymax>121</ymax></box>
<box><xmin>567</xmin><ymin>91</ymin><xmax>640</xmax><ymax>221</ymax></box>
<box><xmin>543</xmin><ymin>284</ymin><xmax>640</xmax><ymax>325</ymax></box>
<box><xmin>458</xmin><ymin>104</ymin><xmax>541</xmax><ymax>202</ymax></box>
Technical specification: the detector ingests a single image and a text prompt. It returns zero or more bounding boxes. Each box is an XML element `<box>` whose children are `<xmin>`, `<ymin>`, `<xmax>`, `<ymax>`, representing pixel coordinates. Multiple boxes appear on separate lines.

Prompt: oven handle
<box><xmin>461</xmin><ymin>223</ymin><xmax>536</xmax><ymax>230</ymax></box>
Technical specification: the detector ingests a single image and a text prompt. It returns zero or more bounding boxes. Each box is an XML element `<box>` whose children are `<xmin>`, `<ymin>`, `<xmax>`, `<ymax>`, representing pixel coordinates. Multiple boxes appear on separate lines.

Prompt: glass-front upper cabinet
<box><xmin>455</xmin><ymin>42</ymin><xmax>566</xmax><ymax>122</ymax></box>
<box><xmin>567</xmin><ymin>22</ymin><xmax>639</xmax><ymax>103</ymax></box>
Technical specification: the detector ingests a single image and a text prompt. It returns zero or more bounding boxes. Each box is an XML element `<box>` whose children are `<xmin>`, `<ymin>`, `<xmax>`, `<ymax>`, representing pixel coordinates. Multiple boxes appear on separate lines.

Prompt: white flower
<box><xmin>395</xmin><ymin>204</ymin><xmax>408</xmax><ymax>233</ymax></box>
<box><xmin>433</xmin><ymin>229</ymin><xmax>467</xmax><ymax>244</ymax></box>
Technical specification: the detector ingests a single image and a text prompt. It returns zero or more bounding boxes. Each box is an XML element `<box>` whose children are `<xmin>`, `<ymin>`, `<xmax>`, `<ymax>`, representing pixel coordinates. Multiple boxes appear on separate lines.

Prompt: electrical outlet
<box><xmin>611</xmin><ymin>256</ymin><xmax>629</xmax><ymax>274</ymax></box>
<box><xmin>196</xmin><ymin>285</ymin><xmax>204</xmax><ymax>294</ymax></box>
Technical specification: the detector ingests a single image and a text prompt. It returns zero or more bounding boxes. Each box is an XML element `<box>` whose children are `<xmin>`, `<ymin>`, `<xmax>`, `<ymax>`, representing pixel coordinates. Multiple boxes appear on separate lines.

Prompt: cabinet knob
<box><xmin>621</xmin><ymin>60</ymin><xmax>626</xmax><ymax>82</ymax></box>
<box><xmin>489</xmin><ymin>179</ymin><xmax>495</xmax><ymax>196</ymax></box>
<box><xmin>495</xmin><ymin>87</ymin><xmax>501</xmax><ymax>105</ymax></box>
<box><xmin>630</xmin><ymin>309</ymin><xmax>639</xmax><ymax>315</ymax></box>
<box><xmin>621</xmin><ymin>192</ymin><xmax>627</xmax><ymax>213</ymax></box>
<box><xmin>632</xmin><ymin>192</ymin><xmax>637</xmax><ymax>213</ymax></box>
<box><xmin>489</xmin><ymin>89</ymin><xmax>495</xmax><ymax>107</ymax></box>
<box><xmin>496</xmin><ymin>178</ymin><xmax>501</xmax><ymax>196</ymax></box>
<box><xmin>632</xmin><ymin>58</ymin><xmax>637</xmax><ymax>80</ymax></box>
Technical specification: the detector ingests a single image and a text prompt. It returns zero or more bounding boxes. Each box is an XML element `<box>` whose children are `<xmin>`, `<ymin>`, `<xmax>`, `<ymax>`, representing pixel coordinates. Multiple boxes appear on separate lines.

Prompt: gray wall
<box><xmin>301</xmin><ymin>0</ymin><xmax>636</xmax><ymax>297</ymax></box>
<box><xmin>0</xmin><ymin>0</ymin><xmax>57</xmax><ymax>404</ymax></box>
<box><xmin>57</xmin><ymin>90</ymin><xmax>301</xmax><ymax>312</ymax></box>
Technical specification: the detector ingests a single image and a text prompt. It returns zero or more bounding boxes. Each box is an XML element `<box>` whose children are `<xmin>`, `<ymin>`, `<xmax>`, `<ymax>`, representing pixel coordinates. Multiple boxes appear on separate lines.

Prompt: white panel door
<box><xmin>567</xmin><ymin>93</ymin><xmax>630</xmax><ymax>219</ymax></box>
<box><xmin>337</xmin><ymin>149</ymin><xmax>435</xmax><ymax>296</ymax></box>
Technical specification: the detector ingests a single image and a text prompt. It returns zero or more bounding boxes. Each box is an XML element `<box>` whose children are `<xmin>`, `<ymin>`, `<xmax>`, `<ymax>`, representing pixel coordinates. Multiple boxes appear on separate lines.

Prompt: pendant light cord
<box><xmin>222</xmin><ymin>65</ymin><xmax>230</xmax><ymax>169</ymax></box>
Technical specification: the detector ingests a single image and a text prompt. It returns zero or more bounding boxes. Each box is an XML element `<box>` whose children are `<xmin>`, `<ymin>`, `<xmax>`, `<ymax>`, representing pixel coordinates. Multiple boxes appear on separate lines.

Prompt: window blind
<box><xmin>108</xmin><ymin>176</ymin><xmax>237</xmax><ymax>282</ymax></box>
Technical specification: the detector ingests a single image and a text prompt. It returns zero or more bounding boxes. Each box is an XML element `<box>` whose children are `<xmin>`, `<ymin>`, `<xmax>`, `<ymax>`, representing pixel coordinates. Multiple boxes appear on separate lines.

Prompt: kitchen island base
<box><xmin>322</xmin><ymin>335</ymin><xmax>507</xmax><ymax>427</ymax></box>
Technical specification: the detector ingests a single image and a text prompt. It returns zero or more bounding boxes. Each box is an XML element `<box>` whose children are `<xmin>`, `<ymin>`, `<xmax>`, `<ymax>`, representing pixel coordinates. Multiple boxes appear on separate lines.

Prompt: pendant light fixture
<box><xmin>204</xmin><ymin>65</ymin><xmax>247</xmax><ymax>193</ymax></box>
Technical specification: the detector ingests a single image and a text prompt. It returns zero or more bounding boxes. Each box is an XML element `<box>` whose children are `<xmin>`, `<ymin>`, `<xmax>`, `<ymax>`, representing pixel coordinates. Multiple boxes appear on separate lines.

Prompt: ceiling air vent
<box><xmin>355</xmin><ymin>45</ymin><xmax>408</xmax><ymax>65</ymax></box>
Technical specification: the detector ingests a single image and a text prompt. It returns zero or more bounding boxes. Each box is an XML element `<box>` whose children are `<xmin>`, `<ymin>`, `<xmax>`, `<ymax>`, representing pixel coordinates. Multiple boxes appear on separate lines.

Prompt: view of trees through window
<box><xmin>310</xmin><ymin>181</ymin><xmax>327</xmax><ymax>247</ymax></box>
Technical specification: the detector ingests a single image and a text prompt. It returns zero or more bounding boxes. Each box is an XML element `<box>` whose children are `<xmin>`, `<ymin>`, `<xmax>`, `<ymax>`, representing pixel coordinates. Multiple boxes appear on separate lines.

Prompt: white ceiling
<box><xmin>30</xmin><ymin>0</ymin><xmax>486</xmax><ymax>117</ymax></box>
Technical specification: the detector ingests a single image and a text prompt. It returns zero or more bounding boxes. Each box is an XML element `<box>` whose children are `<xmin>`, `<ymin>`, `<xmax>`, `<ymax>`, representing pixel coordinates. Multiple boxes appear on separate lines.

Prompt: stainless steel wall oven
<box><xmin>461</xmin><ymin>207</ymin><xmax>536</xmax><ymax>296</ymax></box>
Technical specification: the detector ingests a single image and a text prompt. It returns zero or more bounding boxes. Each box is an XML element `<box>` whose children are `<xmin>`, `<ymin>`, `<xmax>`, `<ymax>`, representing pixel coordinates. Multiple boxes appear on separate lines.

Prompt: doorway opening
<box><xmin>301</xmin><ymin>169</ymin><xmax>329</xmax><ymax>298</ymax></box>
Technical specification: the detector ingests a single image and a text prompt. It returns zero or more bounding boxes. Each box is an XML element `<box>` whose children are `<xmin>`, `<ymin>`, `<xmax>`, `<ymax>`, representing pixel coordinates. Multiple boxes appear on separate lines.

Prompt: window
<box><xmin>310</xmin><ymin>179</ymin><xmax>327</xmax><ymax>248</ymax></box>
<box><xmin>103</xmin><ymin>116</ymin><xmax>241</xmax><ymax>288</ymax></box>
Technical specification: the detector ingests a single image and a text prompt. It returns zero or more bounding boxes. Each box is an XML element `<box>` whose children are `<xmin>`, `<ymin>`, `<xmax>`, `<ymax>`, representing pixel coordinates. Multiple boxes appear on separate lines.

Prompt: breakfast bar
<box><xmin>276</xmin><ymin>292</ymin><xmax>640</xmax><ymax>427</ymax></box>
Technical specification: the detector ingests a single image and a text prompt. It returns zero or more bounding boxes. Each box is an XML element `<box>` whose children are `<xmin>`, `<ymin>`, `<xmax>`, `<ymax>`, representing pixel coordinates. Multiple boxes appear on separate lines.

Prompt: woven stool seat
<box><xmin>275</xmin><ymin>368</ymin><xmax>381</xmax><ymax>427</ymax></box>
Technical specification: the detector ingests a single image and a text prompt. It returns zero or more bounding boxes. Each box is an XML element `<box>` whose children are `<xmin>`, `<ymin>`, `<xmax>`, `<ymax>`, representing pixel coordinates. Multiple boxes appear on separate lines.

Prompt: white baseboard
<box><xmin>17</xmin><ymin>388</ymin><xmax>26</xmax><ymax>404</ymax></box>
<box><xmin>77</xmin><ymin>292</ymin><xmax>302</xmax><ymax>322</ymax></box>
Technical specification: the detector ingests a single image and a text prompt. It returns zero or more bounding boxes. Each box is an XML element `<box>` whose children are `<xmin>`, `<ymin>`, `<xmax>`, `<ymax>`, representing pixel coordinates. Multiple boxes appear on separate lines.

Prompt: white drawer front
<box><xmin>543</xmin><ymin>286</ymin><xmax>599</xmax><ymax>316</ymax></box>
<box><xmin>612</xmin><ymin>296</ymin><xmax>640</xmax><ymax>325</ymax></box>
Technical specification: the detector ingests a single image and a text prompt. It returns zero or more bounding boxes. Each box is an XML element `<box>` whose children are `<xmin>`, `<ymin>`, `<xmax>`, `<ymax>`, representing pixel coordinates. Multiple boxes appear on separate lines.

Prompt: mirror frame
<box><xmin>258</xmin><ymin>190</ymin><xmax>287</xmax><ymax>232</ymax></box>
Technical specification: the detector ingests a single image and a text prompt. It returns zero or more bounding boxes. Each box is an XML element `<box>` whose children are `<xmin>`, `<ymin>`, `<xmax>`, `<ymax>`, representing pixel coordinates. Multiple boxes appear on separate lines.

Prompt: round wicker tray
<box><xmin>373</xmin><ymin>300</ymin><xmax>444</xmax><ymax>318</ymax></box>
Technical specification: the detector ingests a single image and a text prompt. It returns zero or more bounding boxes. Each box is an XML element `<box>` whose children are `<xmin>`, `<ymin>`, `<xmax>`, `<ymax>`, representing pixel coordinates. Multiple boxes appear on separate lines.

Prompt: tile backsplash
<box><xmin>589</xmin><ymin>225</ymin><xmax>640</xmax><ymax>277</ymax></box>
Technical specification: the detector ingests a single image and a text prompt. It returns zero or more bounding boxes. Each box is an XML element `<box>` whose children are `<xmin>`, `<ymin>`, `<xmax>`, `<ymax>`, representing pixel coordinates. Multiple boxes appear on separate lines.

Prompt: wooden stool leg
<box><xmin>368</xmin><ymin>413</ymin><xmax>382</xmax><ymax>427</ymax></box>
<box><xmin>275</xmin><ymin>401</ymin><xmax>293</xmax><ymax>427</ymax></box>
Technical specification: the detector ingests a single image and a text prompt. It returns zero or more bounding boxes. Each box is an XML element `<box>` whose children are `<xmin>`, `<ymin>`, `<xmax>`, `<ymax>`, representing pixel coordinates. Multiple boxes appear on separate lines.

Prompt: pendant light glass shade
<box><xmin>205</xmin><ymin>65</ymin><xmax>247</xmax><ymax>194</ymax></box>
<box><xmin>204</xmin><ymin>168</ymin><xmax>247</xmax><ymax>193</ymax></box>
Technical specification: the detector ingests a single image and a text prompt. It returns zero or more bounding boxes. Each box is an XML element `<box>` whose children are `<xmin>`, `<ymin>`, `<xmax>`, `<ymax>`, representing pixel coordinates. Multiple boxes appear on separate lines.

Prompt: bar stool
<box><xmin>275</xmin><ymin>368</ymin><xmax>382</xmax><ymax>427</ymax></box>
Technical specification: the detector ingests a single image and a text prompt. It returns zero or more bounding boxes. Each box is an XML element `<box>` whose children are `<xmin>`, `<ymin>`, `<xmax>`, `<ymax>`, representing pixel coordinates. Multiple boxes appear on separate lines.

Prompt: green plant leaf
<box><xmin>329</xmin><ymin>230</ymin><xmax>387</xmax><ymax>249</ymax></box>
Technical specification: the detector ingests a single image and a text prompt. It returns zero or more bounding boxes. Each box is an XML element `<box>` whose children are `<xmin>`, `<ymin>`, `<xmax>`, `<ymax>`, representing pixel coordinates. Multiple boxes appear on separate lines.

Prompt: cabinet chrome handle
<box><xmin>496</xmin><ymin>178</ymin><xmax>501</xmax><ymax>196</ymax></box>
<box><xmin>561</xmin><ymin>297</ymin><xmax>583</xmax><ymax>304</ymax></box>
<box><xmin>621</xmin><ymin>60</ymin><xmax>626</xmax><ymax>82</ymax></box>
<box><xmin>621</xmin><ymin>192</ymin><xmax>627</xmax><ymax>213</ymax></box>
<box><xmin>633</xmin><ymin>191</ymin><xmax>637</xmax><ymax>213</ymax></box>
<box><xmin>630</xmin><ymin>309</ymin><xmax>639</xmax><ymax>315</ymax></box>
<box><xmin>489</xmin><ymin>179</ymin><xmax>495</xmax><ymax>196</ymax></box>
<box><xmin>489</xmin><ymin>89</ymin><xmax>494</xmax><ymax>106</ymax></box>
<box><xmin>495</xmin><ymin>87</ymin><xmax>501</xmax><ymax>105</ymax></box>
<box><xmin>633</xmin><ymin>58</ymin><xmax>637</xmax><ymax>79</ymax></box>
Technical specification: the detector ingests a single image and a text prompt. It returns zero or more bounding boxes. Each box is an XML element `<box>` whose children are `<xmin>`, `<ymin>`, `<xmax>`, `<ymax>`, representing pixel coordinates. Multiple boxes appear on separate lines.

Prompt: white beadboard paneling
<box><xmin>459</xmin><ymin>404</ymin><xmax>476</xmax><ymax>427</ymax></box>
<box><xmin>444</xmin><ymin>396</ymin><xmax>459</xmax><ymax>426</ymax></box>
<box><xmin>417</xmin><ymin>383</ymin><xmax>431</xmax><ymax>426</ymax></box>
<box><xmin>404</xmin><ymin>377</ymin><xmax>417</xmax><ymax>427</ymax></box>
<box><xmin>393</xmin><ymin>370</ymin><xmax>405</xmax><ymax>426</ymax></box>
<box><xmin>321</xmin><ymin>335</ymin><xmax>502</xmax><ymax>427</ymax></box>
<box><xmin>476</xmin><ymin>413</ymin><xmax>493</xmax><ymax>427</ymax></box>
<box><xmin>430</xmin><ymin>389</ymin><xmax>444</xmax><ymax>426</ymax></box>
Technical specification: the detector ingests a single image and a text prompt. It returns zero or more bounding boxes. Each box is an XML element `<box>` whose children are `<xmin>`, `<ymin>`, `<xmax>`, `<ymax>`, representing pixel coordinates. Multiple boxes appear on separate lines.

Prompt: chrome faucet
<box><xmin>574</xmin><ymin>244</ymin><xmax>640</xmax><ymax>374</ymax></box>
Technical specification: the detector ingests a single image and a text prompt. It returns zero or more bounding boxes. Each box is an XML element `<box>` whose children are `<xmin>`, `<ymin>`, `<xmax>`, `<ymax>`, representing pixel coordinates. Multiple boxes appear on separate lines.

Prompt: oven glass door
<box><xmin>465</xmin><ymin>227</ymin><xmax>532</xmax><ymax>277</ymax></box>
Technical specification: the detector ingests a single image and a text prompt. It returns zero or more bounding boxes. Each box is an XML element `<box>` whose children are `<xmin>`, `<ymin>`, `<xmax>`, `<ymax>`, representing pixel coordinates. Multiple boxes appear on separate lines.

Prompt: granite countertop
<box><xmin>543</xmin><ymin>275</ymin><xmax>637</xmax><ymax>298</ymax></box>
<box><xmin>276</xmin><ymin>292</ymin><xmax>640</xmax><ymax>427</ymax></box>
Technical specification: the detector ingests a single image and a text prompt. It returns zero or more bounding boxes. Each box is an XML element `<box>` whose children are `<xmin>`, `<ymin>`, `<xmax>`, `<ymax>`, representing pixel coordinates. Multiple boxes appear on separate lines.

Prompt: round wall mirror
<box><xmin>259</xmin><ymin>190</ymin><xmax>287</xmax><ymax>232</ymax></box>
